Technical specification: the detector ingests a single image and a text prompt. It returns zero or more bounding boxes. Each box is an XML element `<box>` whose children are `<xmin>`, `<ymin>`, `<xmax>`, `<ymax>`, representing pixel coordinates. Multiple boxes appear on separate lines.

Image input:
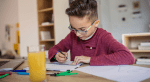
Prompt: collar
<box><xmin>82</xmin><ymin>28</ymin><xmax>97</xmax><ymax>40</ymax></box>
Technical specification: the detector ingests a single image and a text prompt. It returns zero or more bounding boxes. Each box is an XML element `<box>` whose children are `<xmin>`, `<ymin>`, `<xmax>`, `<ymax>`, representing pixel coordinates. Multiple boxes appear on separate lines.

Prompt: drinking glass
<box><xmin>27</xmin><ymin>45</ymin><xmax>46</xmax><ymax>82</ymax></box>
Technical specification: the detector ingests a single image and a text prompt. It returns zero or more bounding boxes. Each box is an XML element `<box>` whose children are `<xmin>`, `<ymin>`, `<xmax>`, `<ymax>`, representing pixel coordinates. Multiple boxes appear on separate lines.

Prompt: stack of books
<box><xmin>41</xmin><ymin>22</ymin><xmax>51</xmax><ymax>26</ymax></box>
<box><xmin>136</xmin><ymin>56</ymin><xmax>150</xmax><ymax>65</ymax></box>
<box><xmin>40</xmin><ymin>31</ymin><xmax>51</xmax><ymax>40</ymax></box>
<box><xmin>138</xmin><ymin>42</ymin><xmax>150</xmax><ymax>50</ymax></box>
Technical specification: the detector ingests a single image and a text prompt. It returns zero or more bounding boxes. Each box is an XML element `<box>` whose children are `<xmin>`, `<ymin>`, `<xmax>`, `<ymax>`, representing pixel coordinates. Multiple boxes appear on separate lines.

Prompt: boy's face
<box><xmin>69</xmin><ymin>16</ymin><xmax>99</xmax><ymax>40</ymax></box>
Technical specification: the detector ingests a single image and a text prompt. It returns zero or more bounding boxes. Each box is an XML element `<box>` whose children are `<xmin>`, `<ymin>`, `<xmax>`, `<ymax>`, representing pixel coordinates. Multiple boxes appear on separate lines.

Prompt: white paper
<box><xmin>76</xmin><ymin>65</ymin><xmax>150</xmax><ymax>82</ymax></box>
<box><xmin>23</xmin><ymin>61</ymin><xmax>82</xmax><ymax>72</ymax></box>
<box><xmin>46</xmin><ymin>61</ymin><xmax>82</xmax><ymax>71</ymax></box>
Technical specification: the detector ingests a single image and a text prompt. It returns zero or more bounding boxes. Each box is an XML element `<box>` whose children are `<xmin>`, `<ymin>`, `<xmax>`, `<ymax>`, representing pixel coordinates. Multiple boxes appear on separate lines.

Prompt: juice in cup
<box><xmin>28</xmin><ymin>46</ymin><xmax>46</xmax><ymax>82</ymax></box>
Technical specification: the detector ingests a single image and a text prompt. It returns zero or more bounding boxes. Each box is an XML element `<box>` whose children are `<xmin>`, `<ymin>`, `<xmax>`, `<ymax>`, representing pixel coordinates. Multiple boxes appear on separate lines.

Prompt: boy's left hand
<box><xmin>71</xmin><ymin>56</ymin><xmax>91</xmax><ymax>65</ymax></box>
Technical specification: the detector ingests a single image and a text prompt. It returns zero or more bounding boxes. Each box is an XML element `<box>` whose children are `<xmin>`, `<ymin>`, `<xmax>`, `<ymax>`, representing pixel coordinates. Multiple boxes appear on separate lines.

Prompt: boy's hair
<box><xmin>66</xmin><ymin>0</ymin><xmax>98</xmax><ymax>22</ymax></box>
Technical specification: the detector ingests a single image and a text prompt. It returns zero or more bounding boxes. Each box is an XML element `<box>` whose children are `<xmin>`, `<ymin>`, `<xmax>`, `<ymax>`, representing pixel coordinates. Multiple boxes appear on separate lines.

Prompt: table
<box><xmin>0</xmin><ymin>60</ymin><xmax>150</xmax><ymax>82</ymax></box>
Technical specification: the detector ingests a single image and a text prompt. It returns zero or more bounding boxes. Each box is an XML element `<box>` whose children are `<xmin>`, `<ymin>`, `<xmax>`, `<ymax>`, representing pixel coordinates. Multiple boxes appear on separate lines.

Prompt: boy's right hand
<box><xmin>55</xmin><ymin>52</ymin><xmax>68</xmax><ymax>63</ymax></box>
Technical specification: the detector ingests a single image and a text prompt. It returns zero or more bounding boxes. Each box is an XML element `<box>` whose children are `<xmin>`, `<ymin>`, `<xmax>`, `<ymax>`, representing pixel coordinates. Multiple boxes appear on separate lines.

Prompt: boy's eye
<box><xmin>81</xmin><ymin>29</ymin><xmax>85</xmax><ymax>31</ymax></box>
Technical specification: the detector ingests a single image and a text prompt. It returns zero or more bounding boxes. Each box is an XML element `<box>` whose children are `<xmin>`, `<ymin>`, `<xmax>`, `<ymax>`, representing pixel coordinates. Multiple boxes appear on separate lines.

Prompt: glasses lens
<box><xmin>68</xmin><ymin>25</ymin><xmax>87</xmax><ymax>35</ymax></box>
<box><xmin>78</xmin><ymin>31</ymin><xmax>86</xmax><ymax>35</ymax></box>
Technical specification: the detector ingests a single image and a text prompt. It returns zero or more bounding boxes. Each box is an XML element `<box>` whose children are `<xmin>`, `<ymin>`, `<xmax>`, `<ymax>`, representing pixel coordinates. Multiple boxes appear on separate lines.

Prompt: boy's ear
<box><xmin>94</xmin><ymin>20</ymin><xmax>100</xmax><ymax>27</ymax></box>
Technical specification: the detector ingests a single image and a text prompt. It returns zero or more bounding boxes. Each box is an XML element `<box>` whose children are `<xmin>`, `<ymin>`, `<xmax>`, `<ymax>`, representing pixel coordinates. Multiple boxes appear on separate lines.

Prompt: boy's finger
<box><xmin>59</xmin><ymin>57</ymin><xmax>66</xmax><ymax>61</ymax></box>
<box><xmin>74</xmin><ymin>56</ymin><xmax>79</xmax><ymax>64</ymax></box>
<box><xmin>71</xmin><ymin>61</ymin><xmax>76</xmax><ymax>65</ymax></box>
<box><xmin>56</xmin><ymin>56</ymin><xmax>66</xmax><ymax>62</ymax></box>
<box><xmin>58</xmin><ymin>53</ymin><xmax>65</xmax><ymax>58</ymax></box>
<box><xmin>63</xmin><ymin>52</ymin><xmax>68</xmax><ymax>57</ymax></box>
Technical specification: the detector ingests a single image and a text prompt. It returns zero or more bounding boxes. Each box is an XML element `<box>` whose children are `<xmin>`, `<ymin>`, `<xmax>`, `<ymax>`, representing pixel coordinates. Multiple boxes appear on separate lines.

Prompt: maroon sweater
<box><xmin>48</xmin><ymin>28</ymin><xmax>135</xmax><ymax>66</ymax></box>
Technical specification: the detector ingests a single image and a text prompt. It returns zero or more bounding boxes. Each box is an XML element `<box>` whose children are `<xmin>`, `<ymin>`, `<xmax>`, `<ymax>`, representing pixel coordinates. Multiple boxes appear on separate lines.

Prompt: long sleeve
<box><xmin>90</xmin><ymin>33</ymin><xmax>135</xmax><ymax>66</ymax></box>
<box><xmin>48</xmin><ymin>32</ymin><xmax>73</xmax><ymax>60</ymax></box>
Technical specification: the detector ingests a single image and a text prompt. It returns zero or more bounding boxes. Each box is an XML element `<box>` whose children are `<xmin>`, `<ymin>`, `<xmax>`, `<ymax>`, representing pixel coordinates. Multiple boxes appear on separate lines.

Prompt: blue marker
<box><xmin>17</xmin><ymin>72</ymin><xmax>29</xmax><ymax>75</ymax></box>
<box><xmin>11</xmin><ymin>70</ymin><xmax>26</xmax><ymax>72</ymax></box>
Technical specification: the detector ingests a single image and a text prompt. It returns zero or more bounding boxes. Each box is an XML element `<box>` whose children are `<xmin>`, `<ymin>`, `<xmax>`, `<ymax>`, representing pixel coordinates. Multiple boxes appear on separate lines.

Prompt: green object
<box><xmin>56</xmin><ymin>73</ymin><xmax>78</xmax><ymax>76</ymax></box>
<box><xmin>56</xmin><ymin>70</ymin><xmax>78</xmax><ymax>76</ymax></box>
<box><xmin>0</xmin><ymin>74</ymin><xmax>9</xmax><ymax>79</ymax></box>
<box><xmin>50</xmin><ymin>70</ymin><xmax>78</xmax><ymax>76</ymax></box>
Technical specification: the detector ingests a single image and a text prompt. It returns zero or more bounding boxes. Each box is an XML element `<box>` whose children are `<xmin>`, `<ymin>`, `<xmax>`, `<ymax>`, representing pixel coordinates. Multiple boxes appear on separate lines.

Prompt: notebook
<box><xmin>23</xmin><ymin>61</ymin><xmax>83</xmax><ymax>71</ymax></box>
<box><xmin>0</xmin><ymin>59</ymin><xmax>25</xmax><ymax>71</ymax></box>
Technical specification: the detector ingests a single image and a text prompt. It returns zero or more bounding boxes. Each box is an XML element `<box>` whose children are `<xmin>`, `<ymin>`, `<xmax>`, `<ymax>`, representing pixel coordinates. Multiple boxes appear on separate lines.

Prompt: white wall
<box><xmin>96</xmin><ymin>0</ymin><xmax>102</xmax><ymax>28</ymax></box>
<box><xmin>18</xmin><ymin>0</ymin><xmax>39</xmax><ymax>57</ymax></box>
<box><xmin>54</xmin><ymin>0</ymin><xmax>70</xmax><ymax>44</ymax></box>
<box><xmin>101</xmin><ymin>0</ymin><xmax>150</xmax><ymax>43</ymax></box>
<box><xmin>100</xmin><ymin>0</ymin><xmax>111</xmax><ymax>31</ymax></box>
<box><xmin>53</xmin><ymin>0</ymin><xmax>70</xmax><ymax>60</ymax></box>
<box><xmin>0</xmin><ymin>0</ymin><xmax>19</xmax><ymax>54</ymax></box>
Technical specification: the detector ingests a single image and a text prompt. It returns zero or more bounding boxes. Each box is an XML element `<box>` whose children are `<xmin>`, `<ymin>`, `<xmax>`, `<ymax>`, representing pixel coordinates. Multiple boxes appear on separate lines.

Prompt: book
<box><xmin>41</xmin><ymin>22</ymin><xmax>51</xmax><ymax>26</ymax></box>
<box><xmin>40</xmin><ymin>31</ymin><xmax>51</xmax><ymax>40</ymax></box>
<box><xmin>136</xmin><ymin>61</ymin><xmax>150</xmax><ymax>65</ymax></box>
<box><xmin>137</xmin><ymin>56</ymin><xmax>150</xmax><ymax>62</ymax></box>
<box><xmin>138</xmin><ymin>45</ymin><xmax>150</xmax><ymax>50</ymax></box>
<box><xmin>23</xmin><ymin>61</ymin><xmax>83</xmax><ymax>71</ymax></box>
<box><xmin>140</xmin><ymin>42</ymin><xmax>150</xmax><ymax>46</ymax></box>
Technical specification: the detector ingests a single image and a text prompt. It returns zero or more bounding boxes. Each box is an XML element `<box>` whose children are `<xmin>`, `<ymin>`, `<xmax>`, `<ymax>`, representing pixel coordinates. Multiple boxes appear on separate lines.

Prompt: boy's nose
<box><xmin>76</xmin><ymin>32</ymin><xmax>81</xmax><ymax>37</ymax></box>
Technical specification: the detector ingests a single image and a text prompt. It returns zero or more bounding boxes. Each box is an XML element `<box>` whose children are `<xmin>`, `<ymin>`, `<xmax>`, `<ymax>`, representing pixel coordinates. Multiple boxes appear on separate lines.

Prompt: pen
<box><xmin>58</xmin><ymin>50</ymin><xmax>68</xmax><ymax>59</ymax></box>
<box><xmin>0</xmin><ymin>74</ymin><xmax>9</xmax><ymax>79</ymax></box>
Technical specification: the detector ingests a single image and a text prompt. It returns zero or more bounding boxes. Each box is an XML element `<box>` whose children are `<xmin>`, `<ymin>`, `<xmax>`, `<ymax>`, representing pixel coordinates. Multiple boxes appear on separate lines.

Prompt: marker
<box><xmin>17</xmin><ymin>72</ymin><xmax>58</xmax><ymax>75</ymax></box>
<box><xmin>50</xmin><ymin>70</ymin><xmax>78</xmax><ymax>76</ymax></box>
<box><xmin>0</xmin><ymin>74</ymin><xmax>9</xmax><ymax>79</ymax></box>
<box><xmin>57</xmin><ymin>72</ymin><xmax>78</xmax><ymax>76</ymax></box>
<box><xmin>58</xmin><ymin>50</ymin><xmax>68</xmax><ymax>59</ymax></box>
<box><xmin>17</xmin><ymin>72</ymin><xmax>29</xmax><ymax>75</ymax></box>
<box><xmin>0</xmin><ymin>72</ymin><xmax>12</xmax><ymax>75</ymax></box>
<box><xmin>11</xmin><ymin>70</ymin><xmax>26</xmax><ymax>72</ymax></box>
<box><xmin>50</xmin><ymin>72</ymin><xmax>78</xmax><ymax>76</ymax></box>
<box><xmin>0</xmin><ymin>70</ymin><xmax>26</xmax><ymax>72</ymax></box>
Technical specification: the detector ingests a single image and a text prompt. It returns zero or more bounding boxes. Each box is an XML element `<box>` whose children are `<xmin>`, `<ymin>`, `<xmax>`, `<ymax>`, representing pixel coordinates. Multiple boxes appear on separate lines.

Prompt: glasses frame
<box><xmin>68</xmin><ymin>20</ymin><xmax>96</xmax><ymax>35</ymax></box>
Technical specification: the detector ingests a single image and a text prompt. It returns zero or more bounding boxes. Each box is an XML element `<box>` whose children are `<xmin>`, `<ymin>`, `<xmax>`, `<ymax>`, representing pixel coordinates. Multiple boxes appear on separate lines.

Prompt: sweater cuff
<box><xmin>48</xmin><ymin>49</ymin><xmax>57</xmax><ymax>61</ymax></box>
<box><xmin>50</xmin><ymin>51</ymin><xmax>59</xmax><ymax>62</ymax></box>
<box><xmin>90</xmin><ymin>56</ymin><xmax>98</xmax><ymax>66</ymax></box>
<box><xmin>90</xmin><ymin>55</ymin><xmax>104</xmax><ymax>66</ymax></box>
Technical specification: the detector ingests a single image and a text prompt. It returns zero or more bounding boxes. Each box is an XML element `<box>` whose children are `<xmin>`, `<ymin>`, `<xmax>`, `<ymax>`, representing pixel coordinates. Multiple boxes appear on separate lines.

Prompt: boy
<box><xmin>48</xmin><ymin>0</ymin><xmax>135</xmax><ymax>65</ymax></box>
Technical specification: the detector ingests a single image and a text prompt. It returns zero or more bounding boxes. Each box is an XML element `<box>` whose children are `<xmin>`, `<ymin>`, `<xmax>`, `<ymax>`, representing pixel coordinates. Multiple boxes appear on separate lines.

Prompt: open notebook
<box><xmin>23</xmin><ymin>61</ymin><xmax>83</xmax><ymax>71</ymax></box>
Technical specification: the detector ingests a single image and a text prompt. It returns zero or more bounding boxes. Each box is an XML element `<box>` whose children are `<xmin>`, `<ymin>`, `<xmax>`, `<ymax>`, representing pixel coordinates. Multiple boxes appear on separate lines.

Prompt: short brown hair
<box><xmin>66</xmin><ymin>0</ymin><xmax>98</xmax><ymax>22</ymax></box>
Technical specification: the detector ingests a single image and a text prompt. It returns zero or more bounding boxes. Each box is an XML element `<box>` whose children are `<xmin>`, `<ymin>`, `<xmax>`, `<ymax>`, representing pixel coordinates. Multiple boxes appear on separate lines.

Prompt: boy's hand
<box><xmin>55</xmin><ymin>52</ymin><xmax>68</xmax><ymax>63</ymax></box>
<box><xmin>71</xmin><ymin>56</ymin><xmax>91</xmax><ymax>65</ymax></box>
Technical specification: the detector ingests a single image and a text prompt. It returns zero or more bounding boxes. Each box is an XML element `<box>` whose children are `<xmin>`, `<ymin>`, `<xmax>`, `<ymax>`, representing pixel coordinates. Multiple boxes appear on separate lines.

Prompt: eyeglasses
<box><xmin>68</xmin><ymin>20</ymin><xmax>96</xmax><ymax>35</ymax></box>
